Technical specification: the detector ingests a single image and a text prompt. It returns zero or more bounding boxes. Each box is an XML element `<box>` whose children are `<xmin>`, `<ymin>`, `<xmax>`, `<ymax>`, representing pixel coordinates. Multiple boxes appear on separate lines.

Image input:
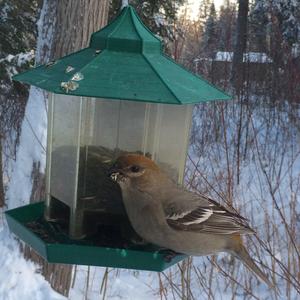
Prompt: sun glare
<box><xmin>185</xmin><ymin>0</ymin><xmax>226</xmax><ymax>20</ymax></box>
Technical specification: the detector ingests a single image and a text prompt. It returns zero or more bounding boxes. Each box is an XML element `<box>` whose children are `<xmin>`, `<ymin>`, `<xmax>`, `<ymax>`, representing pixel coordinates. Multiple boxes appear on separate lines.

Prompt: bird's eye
<box><xmin>130</xmin><ymin>165</ymin><xmax>140</xmax><ymax>173</ymax></box>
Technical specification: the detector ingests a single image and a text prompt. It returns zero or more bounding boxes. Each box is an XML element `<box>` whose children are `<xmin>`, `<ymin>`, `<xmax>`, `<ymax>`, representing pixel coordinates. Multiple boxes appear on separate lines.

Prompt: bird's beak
<box><xmin>110</xmin><ymin>172</ymin><xmax>119</xmax><ymax>182</ymax></box>
<box><xmin>108</xmin><ymin>167</ymin><xmax>122</xmax><ymax>182</ymax></box>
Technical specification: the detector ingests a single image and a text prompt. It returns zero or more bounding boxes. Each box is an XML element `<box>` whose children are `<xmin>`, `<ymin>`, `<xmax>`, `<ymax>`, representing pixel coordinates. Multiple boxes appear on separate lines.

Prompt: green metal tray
<box><xmin>5</xmin><ymin>202</ymin><xmax>186</xmax><ymax>271</ymax></box>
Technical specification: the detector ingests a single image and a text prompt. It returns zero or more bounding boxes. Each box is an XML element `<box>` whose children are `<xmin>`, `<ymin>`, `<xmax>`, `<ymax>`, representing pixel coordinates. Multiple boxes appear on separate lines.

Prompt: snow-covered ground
<box><xmin>2</xmin><ymin>98</ymin><xmax>299</xmax><ymax>299</ymax></box>
<box><xmin>5</xmin><ymin>88</ymin><xmax>47</xmax><ymax>210</ymax></box>
<box><xmin>0</xmin><ymin>217</ymin><xmax>159</xmax><ymax>300</ymax></box>
<box><xmin>0</xmin><ymin>214</ymin><xmax>64</xmax><ymax>300</ymax></box>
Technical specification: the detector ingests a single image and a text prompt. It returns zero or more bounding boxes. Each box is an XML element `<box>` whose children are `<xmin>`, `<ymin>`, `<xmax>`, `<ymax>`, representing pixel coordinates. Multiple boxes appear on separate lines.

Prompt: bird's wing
<box><xmin>164</xmin><ymin>192</ymin><xmax>254</xmax><ymax>235</ymax></box>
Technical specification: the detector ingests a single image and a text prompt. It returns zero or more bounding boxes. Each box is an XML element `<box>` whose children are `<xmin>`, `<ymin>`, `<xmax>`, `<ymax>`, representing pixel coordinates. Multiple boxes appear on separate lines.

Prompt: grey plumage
<box><xmin>110</xmin><ymin>154</ymin><xmax>274</xmax><ymax>289</ymax></box>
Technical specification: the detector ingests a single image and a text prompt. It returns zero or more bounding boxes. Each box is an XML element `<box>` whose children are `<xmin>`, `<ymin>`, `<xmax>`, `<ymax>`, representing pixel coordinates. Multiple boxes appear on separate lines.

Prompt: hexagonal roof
<box><xmin>13</xmin><ymin>6</ymin><xmax>231</xmax><ymax>104</ymax></box>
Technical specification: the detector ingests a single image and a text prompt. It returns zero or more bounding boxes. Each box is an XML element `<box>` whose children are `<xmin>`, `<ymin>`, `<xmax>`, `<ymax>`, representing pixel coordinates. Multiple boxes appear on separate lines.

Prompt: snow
<box><xmin>2</xmin><ymin>111</ymin><xmax>298</xmax><ymax>299</ymax></box>
<box><xmin>154</xmin><ymin>13</ymin><xmax>166</xmax><ymax>27</ymax></box>
<box><xmin>0</xmin><ymin>51</ymin><xmax>35</xmax><ymax>65</ymax></box>
<box><xmin>5</xmin><ymin>87</ymin><xmax>47</xmax><ymax>210</ymax></box>
<box><xmin>292</xmin><ymin>43</ymin><xmax>300</xmax><ymax>57</ymax></box>
<box><xmin>69</xmin><ymin>268</ymin><xmax>159</xmax><ymax>300</ymax></box>
<box><xmin>17</xmin><ymin>51</ymin><xmax>35</xmax><ymax>66</ymax></box>
<box><xmin>0</xmin><ymin>211</ymin><xmax>158</xmax><ymax>299</ymax></box>
<box><xmin>0</xmin><ymin>3</ymin><xmax>10</xmax><ymax>22</ymax></box>
<box><xmin>0</xmin><ymin>215</ymin><xmax>65</xmax><ymax>300</ymax></box>
<box><xmin>4</xmin><ymin>0</ymin><xmax>53</xmax><ymax>209</ymax></box>
<box><xmin>0</xmin><ymin>51</ymin><xmax>35</xmax><ymax>79</ymax></box>
<box><xmin>0</xmin><ymin>218</ymin><xmax>159</xmax><ymax>300</ymax></box>
<box><xmin>214</xmin><ymin>51</ymin><xmax>273</xmax><ymax>63</ymax></box>
<box><xmin>2</xmin><ymin>99</ymin><xmax>298</xmax><ymax>299</ymax></box>
<box><xmin>1</xmin><ymin>0</ymin><xmax>61</xmax><ymax>297</ymax></box>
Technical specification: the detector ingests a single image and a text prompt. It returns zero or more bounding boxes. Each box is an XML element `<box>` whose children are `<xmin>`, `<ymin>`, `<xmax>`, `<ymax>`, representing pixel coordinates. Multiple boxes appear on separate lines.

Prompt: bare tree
<box><xmin>231</xmin><ymin>0</ymin><xmax>249</xmax><ymax>91</ymax></box>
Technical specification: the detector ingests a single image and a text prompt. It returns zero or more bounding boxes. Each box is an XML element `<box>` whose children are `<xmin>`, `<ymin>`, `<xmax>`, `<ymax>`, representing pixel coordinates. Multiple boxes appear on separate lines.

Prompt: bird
<box><xmin>109</xmin><ymin>153</ymin><xmax>274</xmax><ymax>288</ymax></box>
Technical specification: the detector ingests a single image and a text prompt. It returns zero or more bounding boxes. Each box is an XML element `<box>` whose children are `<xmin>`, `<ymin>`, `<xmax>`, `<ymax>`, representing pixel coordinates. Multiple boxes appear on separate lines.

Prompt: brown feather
<box><xmin>115</xmin><ymin>154</ymin><xmax>160</xmax><ymax>171</ymax></box>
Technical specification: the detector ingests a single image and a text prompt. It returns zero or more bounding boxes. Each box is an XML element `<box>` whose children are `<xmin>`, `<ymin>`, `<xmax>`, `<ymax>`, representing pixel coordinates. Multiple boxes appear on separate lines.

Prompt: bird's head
<box><xmin>109</xmin><ymin>154</ymin><xmax>168</xmax><ymax>190</ymax></box>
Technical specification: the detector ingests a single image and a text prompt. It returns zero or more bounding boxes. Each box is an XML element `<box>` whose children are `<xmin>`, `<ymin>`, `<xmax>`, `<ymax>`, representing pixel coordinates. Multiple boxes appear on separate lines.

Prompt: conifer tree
<box><xmin>217</xmin><ymin>1</ymin><xmax>236</xmax><ymax>51</ymax></box>
<box><xmin>198</xmin><ymin>0</ymin><xmax>212</xmax><ymax>26</ymax></box>
<box><xmin>202</xmin><ymin>3</ymin><xmax>218</xmax><ymax>58</ymax></box>
<box><xmin>109</xmin><ymin>0</ymin><xmax>185</xmax><ymax>46</ymax></box>
<box><xmin>248</xmin><ymin>0</ymin><xmax>268</xmax><ymax>52</ymax></box>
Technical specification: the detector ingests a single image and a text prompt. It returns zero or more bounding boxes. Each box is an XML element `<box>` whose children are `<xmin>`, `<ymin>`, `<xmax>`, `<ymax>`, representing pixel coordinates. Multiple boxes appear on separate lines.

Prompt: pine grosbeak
<box><xmin>109</xmin><ymin>154</ymin><xmax>273</xmax><ymax>288</ymax></box>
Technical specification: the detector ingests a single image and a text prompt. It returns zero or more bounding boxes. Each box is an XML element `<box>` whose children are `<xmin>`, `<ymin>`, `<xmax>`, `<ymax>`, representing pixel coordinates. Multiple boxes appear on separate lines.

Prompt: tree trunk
<box><xmin>24</xmin><ymin>0</ymin><xmax>109</xmax><ymax>296</ymax></box>
<box><xmin>52</xmin><ymin>0</ymin><xmax>109</xmax><ymax>58</ymax></box>
<box><xmin>231</xmin><ymin>0</ymin><xmax>249</xmax><ymax>91</ymax></box>
<box><xmin>0</xmin><ymin>136</ymin><xmax>4</xmax><ymax>208</ymax></box>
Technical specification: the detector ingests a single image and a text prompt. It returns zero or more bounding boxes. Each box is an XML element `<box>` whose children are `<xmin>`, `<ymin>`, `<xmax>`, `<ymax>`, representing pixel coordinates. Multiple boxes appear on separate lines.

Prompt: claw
<box><xmin>156</xmin><ymin>249</ymin><xmax>179</xmax><ymax>262</ymax></box>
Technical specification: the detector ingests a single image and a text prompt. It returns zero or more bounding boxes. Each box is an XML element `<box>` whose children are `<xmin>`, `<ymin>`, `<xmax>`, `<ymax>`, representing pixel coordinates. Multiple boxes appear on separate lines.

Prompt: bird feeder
<box><xmin>6</xmin><ymin>6</ymin><xmax>231</xmax><ymax>270</ymax></box>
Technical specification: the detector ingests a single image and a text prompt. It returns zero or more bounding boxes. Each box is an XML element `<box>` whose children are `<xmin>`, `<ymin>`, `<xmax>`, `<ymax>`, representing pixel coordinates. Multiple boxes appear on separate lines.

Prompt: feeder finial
<box><xmin>121</xmin><ymin>0</ymin><xmax>129</xmax><ymax>9</ymax></box>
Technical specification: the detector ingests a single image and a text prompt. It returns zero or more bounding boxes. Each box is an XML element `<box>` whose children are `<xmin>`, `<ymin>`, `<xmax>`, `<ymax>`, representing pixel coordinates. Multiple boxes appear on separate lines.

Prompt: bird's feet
<box><xmin>157</xmin><ymin>249</ymin><xmax>180</xmax><ymax>263</ymax></box>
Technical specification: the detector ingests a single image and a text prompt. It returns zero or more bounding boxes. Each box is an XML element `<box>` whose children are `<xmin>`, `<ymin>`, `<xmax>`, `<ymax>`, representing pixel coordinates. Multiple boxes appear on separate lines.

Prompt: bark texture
<box><xmin>0</xmin><ymin>137</ymin><xmax>4</xmax><ymax>207</ymax></box>
<box><xmin>24</xmin><ymin>0</ymin><xmax>109</xmax><ymax>296</ymax></box>
<box><xmin>52</xmin><ymin>0</ymin><xmax>109</xmax><ymax>57</ymax></box>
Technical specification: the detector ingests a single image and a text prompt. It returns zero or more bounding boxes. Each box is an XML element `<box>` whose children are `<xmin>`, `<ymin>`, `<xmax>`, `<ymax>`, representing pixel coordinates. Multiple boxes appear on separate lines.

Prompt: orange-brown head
<box><xmin>109</xmin><ymin>154</ymin><xmax>168</xmax><ymax>189</ymax></box>
<box><xmin>115</xmin><ymin>154</ymin><xmax>159</xmax><ymax>170</ymax></box>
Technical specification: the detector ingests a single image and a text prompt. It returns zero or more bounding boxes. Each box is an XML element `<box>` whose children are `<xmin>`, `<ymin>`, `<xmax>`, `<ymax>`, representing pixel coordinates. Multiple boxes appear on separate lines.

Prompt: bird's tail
<box><xmin>231</xmin><ymin>235</ymin><xmax>275</xmax><ymax>290</ymax></box>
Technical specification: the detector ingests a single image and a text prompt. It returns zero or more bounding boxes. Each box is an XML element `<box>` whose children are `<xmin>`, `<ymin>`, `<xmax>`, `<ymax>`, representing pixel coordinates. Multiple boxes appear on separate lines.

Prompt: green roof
<box><xmin>13</xmin><ymin>6</ymin><xmax>231</xmax><ymax>104</ymax></box>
